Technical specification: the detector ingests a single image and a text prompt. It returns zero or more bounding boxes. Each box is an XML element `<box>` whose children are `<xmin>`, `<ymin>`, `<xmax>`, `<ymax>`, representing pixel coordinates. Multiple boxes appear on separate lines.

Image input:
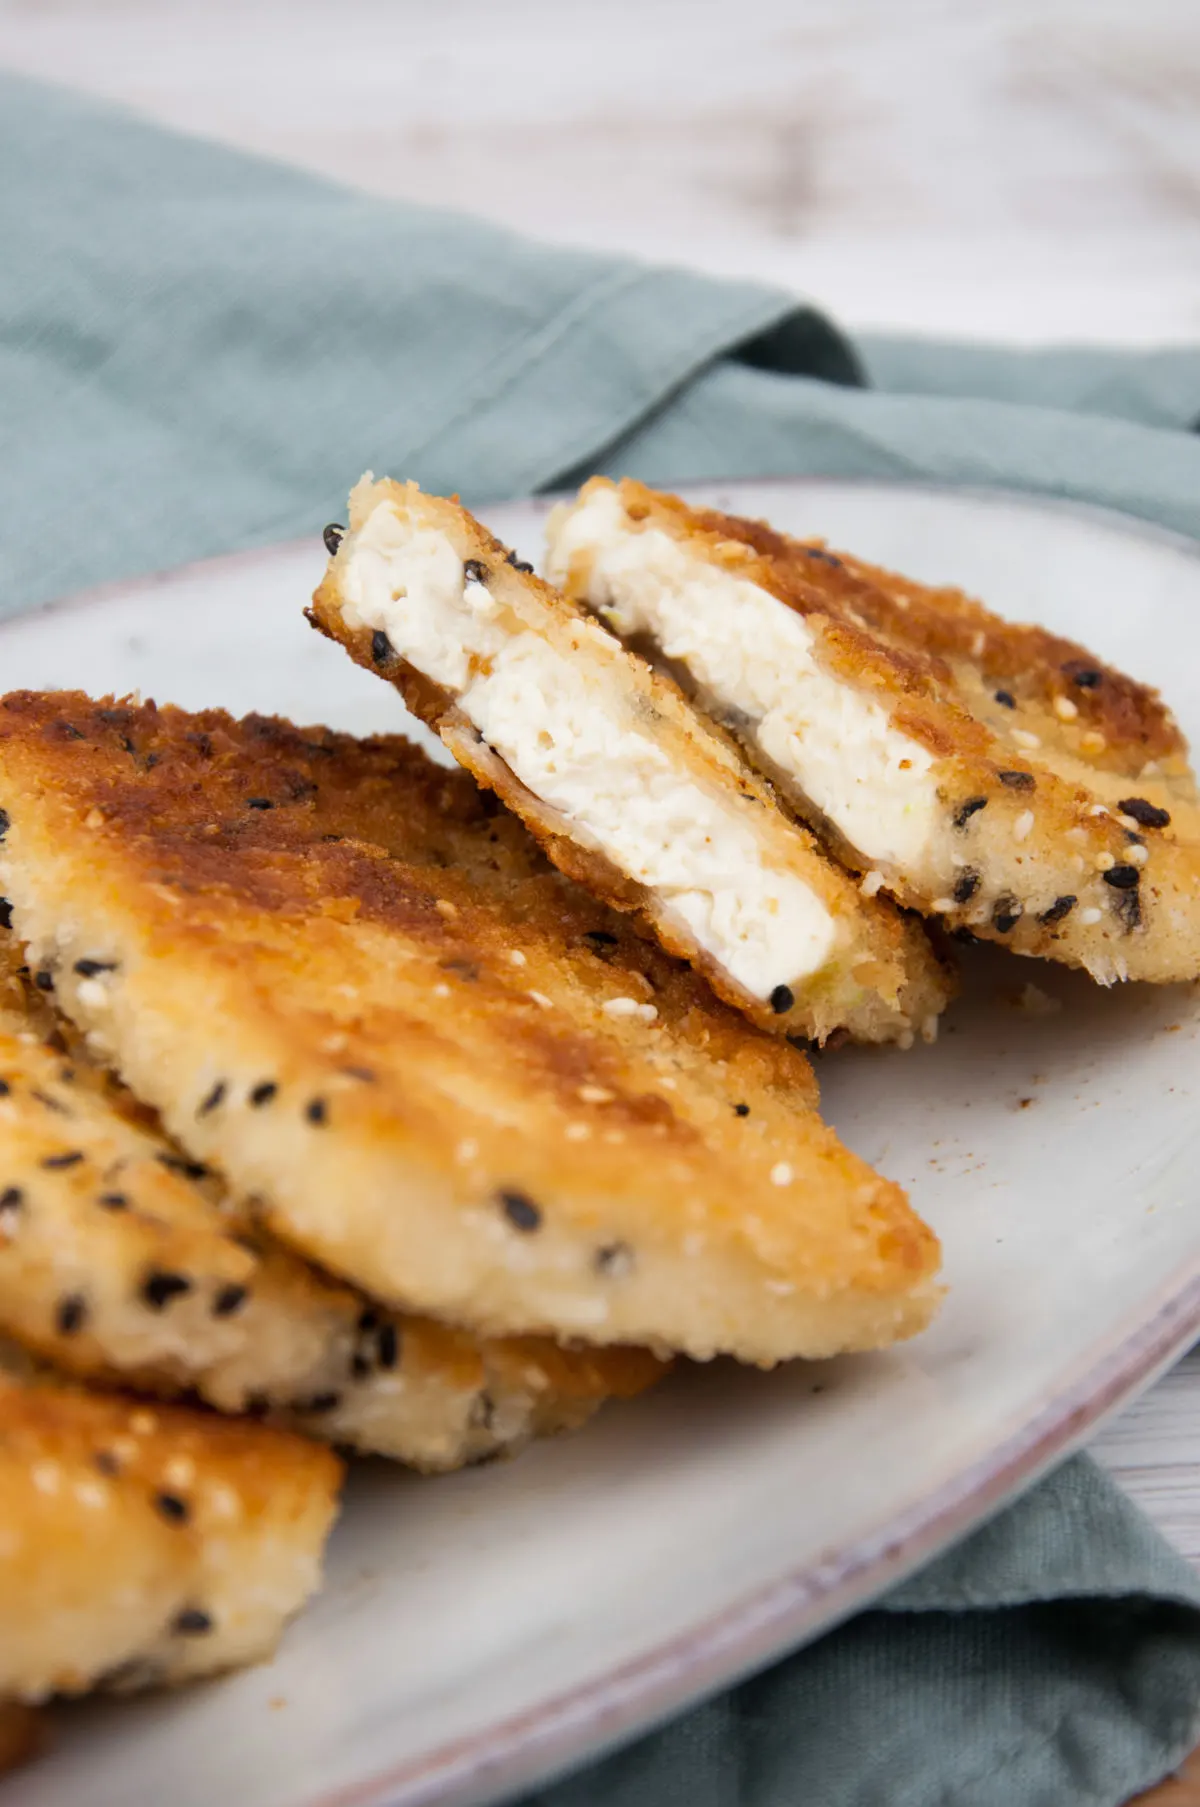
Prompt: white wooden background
<box><xmin>1</xmin><ymin>0</ymin><xmax>1199</xmax><ymax>1563</ymax></box>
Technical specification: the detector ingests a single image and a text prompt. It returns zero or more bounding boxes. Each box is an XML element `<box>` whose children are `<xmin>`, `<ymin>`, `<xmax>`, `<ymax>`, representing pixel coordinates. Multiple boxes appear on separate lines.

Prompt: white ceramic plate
<box><xmin>6</xmin><ymin>480</ymin><xmax>1200</xmax><ymax>1807</ymax></box>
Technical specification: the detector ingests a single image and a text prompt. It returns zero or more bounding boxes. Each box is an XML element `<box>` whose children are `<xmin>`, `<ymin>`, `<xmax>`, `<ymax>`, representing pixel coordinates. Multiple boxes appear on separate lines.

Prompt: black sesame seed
<box><xmin>323</xmin><ymin>523</ymin><xmax>345</xmax><ymax>555</ymax></box>
<box><xmin>172</xmin><ymin>1607</ymin><xmax>213</xmax><ymax>1637</ymax></box>
<box><xmin>293</xmin><ymin>1392</ymin><xmax>341</xmax><ymax>1415</ymax></box>
<box><xmin>375</xmin><ymin>1323</ymin><xmax>399</xmax><ymax>1370</ymax></box>
<box><xmin>953</xmin><ymin>797</ymin><xmax>988</xmax><ymax>828</ymax></box>
<box><xmin>370</xmin><ymin>629</ymin><xmax>393</xmax><ymax>666</ymax></box>
<box><xmin>249</xmin><ymin>1081</ymin><xmax>278</xmax><ymax>1107</ymax></box>
<box><xmin>500</xmin><ymin>1190</ymin><xmax>542</xmax><ymax>1232</ymax></box>
<box><xmin>156</xmin><ymin>1153</ymin><xmax>210</xmax><ymax>1181</ymax></box>
<box><xmin>1103</xmin><ymin>864</ymin><xmax>1140</xmax><ymax>890</ymax></box>
<box><xmin>802</xmin><ymin>546</ymin><xmax>844</xmax><ymax>569</ymax></box>
<box><xmin>769</xmin><ymin>984</ymin><xmax>795</xmax><ymax>1015</ymax></box>
<box><xmin>56</xmin><ymin>723</ymin><xmax>84</xmax><ymax>740</ymax></box>
<box><xmin>56</xmin><ymin>1293</ymin><xmax>88</xmax><ymax>1335</ymax></box>
<box><xmin>1038</xmin><ymin>895</ymin><xmax>1077</xmax><ymax>924</ymax></box>
<box><xmin>94</xmin><ymin>1449</ymin><xmax>121</xmax><ymax>1477</ymax></box>
<box><xmin>246</xmin><ymin>797</ymin><xmax>274</xmax><ymax>811</ymax></box>
<box><xmin>197</xmin><ymin>1081</ymin><xmax>226</xmax><ymax>1117</ymax></box>
<box><xmin>1114</xmin><ymin>886</ymin><xmax>1142</xmax><ymax>931</ymax></box>
<box><xmin>0</xmin><ymin>1186</ymin><xmax>23</xmax><ymax>1212</ymax></box>
<box><xmin>0</xmin><ymin>899</ymin><xmax>11</xmax><ymax>930</ymax></box>
<box><xmin>305</xmin><ymin>1097</ymin><xmax>328</xmax><ymax>1126</ymax></box>
<box><xmin>992</xmin><ymin>896</ymin><xmax>1023</xmax><ymax>934</ymax></box>
<box><xmin>463</xmin><ymin>559</ymin><xmax>489</xmax><ymax>584</ymax></box>
<box><xmin>34</xmin><ymin>970</ymin><xmax>54</xmax><ymax>992</ymax></box>
<box><xmin>97</xmin><ymin>1191</ymin><xmax>128</xmax><ymax>1210</ymax></box>
<box><xmin>73</xmin><ymin>959</ymin><xmax>117</xmax><ymax>978</ymax></box>
<box><xmin>505</xmin><ymin>551</ymin><xmax>535</xmax><ymax>574</ymax></box>
<box><xmin>31</xmin><ymin>1089</ymin><xmax>69</xmax><ymax>1115</ymax></box>
<box><xmin>1117</xmin><ymin>797</ymin><xmax>1170</xmax><ymax>830</ymax></box>
<box><xmin>351</xmin><ymin>1353</ymin><xmax>372</xmax><ymax>1379</ymax></box>
<box><xmin>0</xmin><ymin>1080</ymin><xmax>8</xmax><ymax>1098</ymax></box>
<box><xmin>1064</xmin><ymin>662</ymin><xmax>1102</xmax><ymax>688</ymax></box>
<box><xmin>993</xmin><ymin>690</ymin><xmax>1016</xmax><ymax>709</ymax></box>
<box><xmin>155</xmin><ymin>1491</ymin><xmax>190</xmax><ymax>1524</ymax></box>
<box><xmin>594</xmin><ymin>1241</ymin><xmax>633</xmax><ymax>1277</ymax></box>
<box><xmin>341</xmin><ymin>1065</ymin><xmax>376</xmax><ymax>1083</ymax></box>
<box><xmin>0</xmin><ymin>810</ymin><xmax>9</xmax><ymax>841</ymax></box>
<box><xmin>357</xmin><ymin>1308</ymin><xmax>380</xmax><ymax>1335</ymax></box>
<box><xmin>952</xmin><ymin>870</ymin><xmax>980</xmax><ymax>904</ymax></box>
<box><xmin>998</xmin><ymin>771</ymin><xmax>1035</xmax><ymax>790</ymax></box>
<box><xmin>141</xmin><ymin>1270</ymin><xmax>193</xmax><ymax>1310</ymax></box>
<box><xmin>212</xmin><ymin>1283</ymin><xmax>248</xmax><ymax>1319</ymax></box>
<box><xmin>733</xmin><ymin>1102</ymin><xmax>750</xmax><ymax>1117</ymax></box>
<box><xmin>42</xmin><ymin>1150</ymin><xmax>83</xmax><ymax>1170</ymax></box>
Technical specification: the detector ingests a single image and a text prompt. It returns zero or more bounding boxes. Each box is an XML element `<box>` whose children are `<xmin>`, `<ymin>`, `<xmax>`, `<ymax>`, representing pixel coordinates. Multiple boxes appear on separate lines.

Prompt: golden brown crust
<box><xmin>0</xmin><ymin>944</ymin><xmax>664</xmax><ymax>1468</ymax></box>
<box><xmin>555</xmin><ymin>480</ymin><xmax>1200</xmax><ymax>985</ymax></box>
<box><xmin>0</xmin><ymin>694</ymin><xmax>940</xmax><ymax>1365</ymax></box>
<box><xmin>308</xmin><ymin>476</ymin><xmax>954</xmax><ymax>1047</ymax></box>
<box><xmin>0</xmin><ymin>1371</ymin><xmax>340</xmax><ymax>1703</ymax></box>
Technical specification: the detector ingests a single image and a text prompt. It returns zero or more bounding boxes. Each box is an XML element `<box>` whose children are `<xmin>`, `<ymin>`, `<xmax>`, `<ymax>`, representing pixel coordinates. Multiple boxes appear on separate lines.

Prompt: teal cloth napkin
<box><xmin>4</xmin><ymin>70</ymin><xmax>1200</xmax><ymax>1807</ymax></box>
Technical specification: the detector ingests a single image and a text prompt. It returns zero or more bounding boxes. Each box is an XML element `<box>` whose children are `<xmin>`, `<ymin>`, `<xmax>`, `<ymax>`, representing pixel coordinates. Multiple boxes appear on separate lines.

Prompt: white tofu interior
<box><xmin>335</xmin><ymin>504</ymin><xmax>839</xmax><ymax>1000</ymax></box>
<box><xmin>545</xmin><ymin>487</ymin><xmax>942</xmax><ymax>882</ymax></box>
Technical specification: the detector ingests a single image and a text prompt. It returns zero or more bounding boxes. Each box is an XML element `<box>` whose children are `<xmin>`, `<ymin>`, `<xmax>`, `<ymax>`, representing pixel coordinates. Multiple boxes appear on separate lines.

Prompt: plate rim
<box><xmin>8</xmin><ymin>475</ymin><xmax>1200</xmax><ymax>1807</ymax></box>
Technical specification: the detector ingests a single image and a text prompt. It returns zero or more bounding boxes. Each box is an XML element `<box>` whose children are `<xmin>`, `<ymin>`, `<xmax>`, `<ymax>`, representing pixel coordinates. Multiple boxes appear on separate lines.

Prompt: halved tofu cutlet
<box><xmin>309</xmin><ymin>476</ymin><xmax>953</xmax><ymax>1048</ymax></box>
<box><xmin>0</xmin><ymin>1369</ymin><xmax>340</xmax><ymax>1704</ymax></box>
<box><xmin>0</xmin><ymin>953</ymin><xmax>664</xmax><ymax>1470</ymax></box>
<box><xmin>546</xmin><ymin>479</ymin><xmax>1200</xmax><ymax>986</ymax></box>
<box><xmin>0</xmin><ymin>697</ymin><xmax>940</xmax><ymax>1366</ymax></box>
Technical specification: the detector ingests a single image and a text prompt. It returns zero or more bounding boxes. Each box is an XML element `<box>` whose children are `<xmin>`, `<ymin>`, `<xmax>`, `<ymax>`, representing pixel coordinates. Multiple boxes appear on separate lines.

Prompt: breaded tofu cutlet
<box><xmin>546</xmin><ymin>479</ymin><xmax>1200</xmax><ymax>986</ymax></box>
<box><xmin>0</xmin><ymin>696</ymin><xmax>941</xmax><ymax>1366</ymax></box>
<box><xmin>0</xmin><ymin>1369</ymin><xmax>340</xmax><ymax>1704</ymax></box>
<box><xmin>0</xmin><ymin>955</ymin><xmax>663</xmax><ymax>1470</ymax></box>
<box><xmin>309</xmin><ymin>476</ymin><xmax>953</xmax><ymax>1048</ymax></box>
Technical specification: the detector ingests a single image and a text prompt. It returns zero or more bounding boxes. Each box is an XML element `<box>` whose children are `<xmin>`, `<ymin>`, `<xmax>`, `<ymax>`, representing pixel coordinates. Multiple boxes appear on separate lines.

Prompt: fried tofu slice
<box><xmin>308</xmin><ymin>475</ymin><xmax>953</xmax><ymax>1047</ymax></box>
<box><xmin>0</xmin><ymin>1370</ymin><xmax>340</xmax><ymax>1704</ymax></box>
<box><xmin>0</xmin><ymin>956</ymin><xmax>663</xmax><ymax>1470</ymax></box>
<box><xmin>546</xmin><ymin>479</ymin><xmax>1200</xmax><ymax>986</ymax></box>
<box><xmin>0</xmin><ymin>696</ymin><xmax>941</xmax><ymax>1365</ymax></box>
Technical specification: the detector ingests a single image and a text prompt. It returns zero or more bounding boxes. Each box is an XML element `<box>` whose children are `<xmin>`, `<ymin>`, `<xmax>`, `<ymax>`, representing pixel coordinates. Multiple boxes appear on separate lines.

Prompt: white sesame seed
<box><xmin>456</xmin><ymin>1138</ymin><xmax>478</xmax><ymax>1163</ymax></box>
<box><xmin>507</xmin><ymin>949</ymin><xmax>527</xmax><ymax>967</ymax></box>
<box><xmin>527</xmin><ymin>990</ymin><xmax>553</xmax><ymax>1010</ymax></box>
<box><xmin>1117</xmin><ymin>814</ymin><xmax>1140</xmax><ymax>831</ymax></box>
<box><xmin>770</xmin><ymin>1162</ymin><xmax>794</xmax><ymax>1187</ymax></box>
<box><xmin>602</xmin><ymin>996</ymin><xmax>657</xmax><ymax>1023</ymax></box>
<box><xmin>931</xmin><ymin>897</ymin><xmax>956</xmax><ymax>913</ymax></box>
<box><xmin>84</xmin><ymin>807</ymin><xmax>105</xmax><ymax>829</ymax></box>
<box><xmin>1141</xmin><ymin>760</ymin><xmax>1160</xmax><ymax>777</ymax></box>
<box><xmin>1053</xmin><ymin>695</ymin><xmax>1079</xmax><ymax>720</ymax></box>
<box><xmin>1095</xmin><ymin>852</ymin><xmax>1115</xmax><ymax>871</ymax></box>
<box><xmin>206</xmin><ymin>1482</ymin><xmax>242</xmax><ymax>1523</ymax></box>
<box><xmin>433</xmin><ymin>983</ymin><xmax>451</xmax><ymax>999</ymax></box>
<box><xmin>1081</xmin><ymin>731</ymin><xmax>1107</xmax><ymax>754</ymax></box>
<box><xmin>1013</xmin><ymin>810</ymin><xmax>1034</xmax><ymax>842</ymax></box>
<box><xmin>74</xmin><ymin>1479</ymin><xmax>108</xmax><ymax>1510</ymax></box>
<box><xmin>564</xmin><ymin>1123</ymin><xmax>591</xmax><ymax>1141</ymax></box>
<box><xmin>1080</xmin><ymin>907</ymin><xmax>1103</xmax><ymax>925</ymax></box>
<box><xmin>971</xmin><ymin>631</ymin><xmax>986</xmax><ymax>657</ymax></box>
<box><xmin>1087</xmin><ymin>804</ymin><xmax>1110</xmax><ymax>817</ymax></box>
<box><xmin>1011</xmin><ymin>728</ymin><xmax>1041</xmax><ymax>750</ymax></box>
<box><xmin>860</xmin><ymin>869</ymin><xmax>885</xmax><ymax>897</ymax></box>
<box><xmin>435</xmin><ymin>899</ymin><xmax>458</xmax><ymax>920</ymax></box>
<box><xmin>0</xmin><ymin>1205</ymin><xmax>20</xmax><ymax>1237</ymax></box>
<box><xmin>578</xmin><ymin>1085</ymin><xmax>614</xmax><ymax>1104</ymax></box>
<box><xmin>31</xmin><ymin>1461</ymin><xmax>60</xmax><ymax>1496</ymax></box>
<box><xmin>164</xmin><ymin>1455</ymin><xmax>196</xmax><ymax>1489</ymax></box>
<box><xmin>1128</xmin><ymin>843</ymin><xmax>1149</xmax><ymax>866</ymax></box>
<box><xmin>76</xmin><ymin>978</ymin><xmax>110</xmax><ymax>1011</ymax></box>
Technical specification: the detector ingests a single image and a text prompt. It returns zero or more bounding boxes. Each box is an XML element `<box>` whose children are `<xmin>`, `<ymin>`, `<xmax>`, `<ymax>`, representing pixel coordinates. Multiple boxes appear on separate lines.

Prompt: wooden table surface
<box><xmin>2</xmin><ymin>1</ymin><xmax>1199</xmax><ymax>1794</ymax></box>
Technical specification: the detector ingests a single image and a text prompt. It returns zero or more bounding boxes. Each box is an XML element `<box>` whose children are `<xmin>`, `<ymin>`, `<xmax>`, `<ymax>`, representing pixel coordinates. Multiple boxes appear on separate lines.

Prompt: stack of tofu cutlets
<box><xmin>1</xmin><ymin>471</ymin><xmax>1195</xmax><ymax>1749</ymax></box>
